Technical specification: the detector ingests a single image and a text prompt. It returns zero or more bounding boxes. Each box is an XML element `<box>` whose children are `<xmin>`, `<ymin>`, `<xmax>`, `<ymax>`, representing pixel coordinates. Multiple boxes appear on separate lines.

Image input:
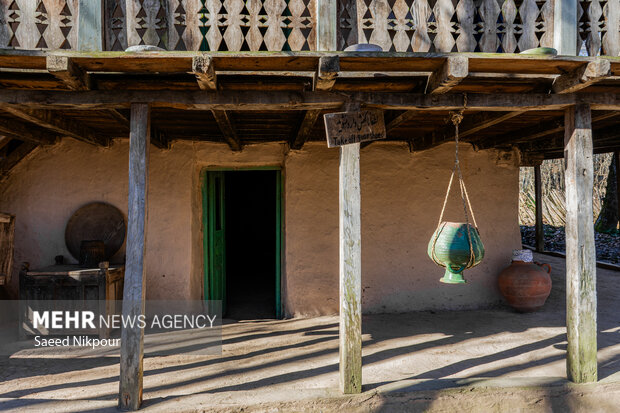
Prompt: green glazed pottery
<box><xmin>519</xmin><ymin>47</ymin><xmax>558</xmax><ymax>56</ymax></box>
<box><xmin>427</xmin><ymin>222</ymin><xmax>485</xmax><ymax>284</ymax></box>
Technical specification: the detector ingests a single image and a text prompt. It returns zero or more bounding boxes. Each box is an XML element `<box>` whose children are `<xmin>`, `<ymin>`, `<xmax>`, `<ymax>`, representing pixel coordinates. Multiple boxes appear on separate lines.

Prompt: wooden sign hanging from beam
<box><xmin>324</xmin><ymin>110</ymin><xmax>386</xmax><ymax>148</ymax></box>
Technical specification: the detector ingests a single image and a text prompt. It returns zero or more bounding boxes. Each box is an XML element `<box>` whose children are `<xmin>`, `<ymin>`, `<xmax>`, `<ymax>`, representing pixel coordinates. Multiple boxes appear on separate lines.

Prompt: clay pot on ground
<box><xmin>498</xmin><ymin>261</ymin><xmax>552</xmax><ymax>312</ymax></box>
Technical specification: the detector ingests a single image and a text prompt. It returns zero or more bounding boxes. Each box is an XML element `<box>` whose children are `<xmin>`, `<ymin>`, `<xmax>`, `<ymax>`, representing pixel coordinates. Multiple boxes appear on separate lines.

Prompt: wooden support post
<box><xmin>564</xmin><ymin>103</ymin><xmax>597</xmax><ymax>383</ymax></box>
<box><xmin>77</xmin><ymin>0</ymin><xmax>103</xmax><ymax>51</ymax></box>
<box><xmin>119</xmin><ymin>103</ymin><xmax>150</xmax><ymax>411</ymax></box>
<box><xmin>534</xmin><ymin>164</ymin><xmax>544</xmax><ymax>252</ymax></box>
<box><xmin>339</xmin><ymin>141</ymin><xmax>362</xmax><ymax>394</ymax></box>
<box><xmin>553</xmin><ymin>0</ymin><xmax>578</xmax><ymax>55</ymax></box>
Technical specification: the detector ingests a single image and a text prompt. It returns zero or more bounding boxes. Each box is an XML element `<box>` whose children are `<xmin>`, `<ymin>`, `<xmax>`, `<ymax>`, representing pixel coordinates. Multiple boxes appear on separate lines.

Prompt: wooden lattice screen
<box><xmin>578</xmin><ymin>0</ymin><xmax>620</xmax><ymax>56</ymax></box>
<box><xmin>0</xmin><ymin>0</ymin><xmax>78</xmax><ymax>50</ymax></box>
<box><xmin>0</xmin><ymin>1</ymin><xmax>619</xmax><ymax>54</ymax></box>
<box><xmin>337</xmin><ymin>0</ymin><xmax>555</xmax><ymax>52</ymax></box>
<box><xmin>105</xmin><ymin>0</ymin><xmax>317</xmax><ymax>51</ymax></box>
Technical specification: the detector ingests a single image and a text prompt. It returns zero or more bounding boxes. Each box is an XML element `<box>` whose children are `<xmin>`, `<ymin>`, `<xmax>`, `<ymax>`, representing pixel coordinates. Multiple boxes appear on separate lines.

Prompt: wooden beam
<box><xmin>105</xmin><ymin>108</ymin><xmax>168</xmax><ymax>149</ymax></box>
<box><xmin>552</xmin><ymin>59</ymin><xmax>611</xmax><ymax>94</ymax></box>
<box><xmin>108</xmin><ymin>109</ymin><xmax>130</xmax><ymax>127</ymax></box>
<box><xmin>458</xmin><ymin>111</ymin><xmax>527</xmax><ymax>140</ymax></box>
<box><xmin>211</xmin><ymin>110</ymin><xmax>242</xmax><ymax>151</ymax></box>
<box><xmin>119</xmin><ymin>103</ymin><xmax>150</xmax><ymax>411</ymax></box>
<box><xmin>339</xmin><ymin>141</ymin><xmax>362</xmax><ymax>394</ymax></box>
<box><xmin>193</xmin><ymin>55</ymin><xmax>217</xmax><ymax>91</ymax></box>
<box><xmin>2</xmin><ymin>106</ymin><xmax>108</xmax><ymax>146</ymax></box>
<box><xmin>520</xmin><ymin>152</ymin><xmax>545</xmax><ymax>167</ymax></box>
<box><xmin>359</xmin><ymin>92</ymin><xmax>620</xmax><ymax>111</ymax></box>
<box><xmin>412</xmin><ymin>111</ymin><xmax>526</xmax><ymax>151</ymax></box>
<box><xmin>0</xmin><ymin>91</ymin><xmax>620</xmax><ymax>111</ymax></box>
<box><xmin>47</xmin><ymin>56</ymin><xmax>91</xmax><ymax>91</ymax></box>
<box><xmin>534</xmin><ymin>164</ymin><xmax>545</xmax><ymax>252</ymax></box>
<box><xmin>0</xmin><ymin>90</ymin><xmax>344</xmax><ymax>110</ymax></box>
<box><xmin>564</xmin><ymin>103</ymin><xmax>597</xmax><ymax>383</ymax></box>
<box><xmin>290</xmin><ymin>55</ymin><xmax>339</xmax><ymax>150</ymax></box>
<box><xmin>0</xmin><ymin>118</ymin><xmax>58</xmax><ymax>145</ymax></box>
<box><xmin>426</xmin><ymin>55</ymin><xmax>468</xmax><ymax>94</ymax></box>
<box><xmin>290</xmin><ymin>110</ymin><xmax>321</xmax><ymax>150</ymax></box>
<box><xmin>0</xmin><ymin>136</ymin><xmax>9</xmax><ymax>152</ymax></box>
<box><xmin>315</xmin><ymin>56</ymin><xmax>339</xmax><ymax>90</ymax></box>
<box><xmin>150</xmin><ymin>127</ymin><xmax>170</xmax><ymax>150</ymax></box>
<box><xmin>387</xmin><ymin>110</ymin><xmax>419</xmax><ymax>132</ymax></box>
<box><xmin>0</xmin><ymin>141</ymin><xmax>37</xmax><ymax>178</ymax></box>
<box><xmin>478</xmin><ymin>111</ymin><xmax>620</xmax><ymax>149</ymax></box>
<box><xmin>519</xmin><ymin>128</ymin><xmax>620</xmax><ymax>156</ymax></box>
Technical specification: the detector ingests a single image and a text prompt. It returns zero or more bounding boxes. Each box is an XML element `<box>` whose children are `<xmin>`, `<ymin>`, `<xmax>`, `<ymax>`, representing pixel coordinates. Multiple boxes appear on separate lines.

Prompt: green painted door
<box><xmin>204</xmin><ymin>171</ymin><xmax>227</xmax><ymax>313</ymax></box>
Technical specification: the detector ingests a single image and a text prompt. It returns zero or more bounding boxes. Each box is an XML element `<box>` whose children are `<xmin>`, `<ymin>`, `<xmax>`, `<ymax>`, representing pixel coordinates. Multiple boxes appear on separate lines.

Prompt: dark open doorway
<box><xmin>203</xmin><ymin>169</ymin><xmax>281</xmax><ymax>320</ymax></box>
<box><xmin>225</xmin><ymin>170</ymin><xmax>276</xmax><ymax>319</ymax></box>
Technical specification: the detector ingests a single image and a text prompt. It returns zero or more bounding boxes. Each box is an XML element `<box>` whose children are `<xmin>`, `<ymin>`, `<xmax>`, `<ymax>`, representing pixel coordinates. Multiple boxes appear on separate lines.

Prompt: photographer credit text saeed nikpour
<box><xmin>31</xmin><ymin>310</ymin><xmax>218</xmax><ymax>349</ymax></box>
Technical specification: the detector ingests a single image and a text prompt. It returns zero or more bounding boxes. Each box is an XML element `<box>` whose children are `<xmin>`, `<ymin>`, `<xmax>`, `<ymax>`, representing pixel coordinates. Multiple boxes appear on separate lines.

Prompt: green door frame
<box><xmin>202</xmin><ymin>166</ymin><xmax>283</xmax><ymax>319</ymax></box>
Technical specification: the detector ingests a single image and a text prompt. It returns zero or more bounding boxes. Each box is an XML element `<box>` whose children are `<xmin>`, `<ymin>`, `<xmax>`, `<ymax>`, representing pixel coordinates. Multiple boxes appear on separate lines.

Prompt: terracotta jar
<box><xmin>498</xmin><ymin>260</ymin><xmax>552</xmax><ymax>312</ymax></box>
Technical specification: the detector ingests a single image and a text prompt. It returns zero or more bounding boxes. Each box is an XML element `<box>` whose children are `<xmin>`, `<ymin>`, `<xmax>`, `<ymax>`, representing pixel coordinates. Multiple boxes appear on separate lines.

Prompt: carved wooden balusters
<box><xmin>579</xmin><ymin>0</ymin><xmax>620</xmax><ymax>56</ymax></box>
<box><xmin>0</xmin><ymin>0</ymin><xmax>618</xmax><ymax>55</ymax></box>
<box><xmin>112</xmin><ymin>0</ymin><xmax>316</xmax><ymax>52</ymax></box>
<box><xmin>0</xmin><ymin>0</ymin><xmax>78</xmax><ymax>50</ymax></box>
<box><xmin>336</xmin><ymin>0</ymin><xmax>559</xmax><ymax>53</ymax></box>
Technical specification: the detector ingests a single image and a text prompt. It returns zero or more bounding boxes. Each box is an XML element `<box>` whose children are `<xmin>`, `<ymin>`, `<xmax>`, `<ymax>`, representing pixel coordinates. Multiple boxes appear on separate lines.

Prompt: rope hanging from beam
<box><xmin>427</xmin><ymin>110</ymin><xmax>485</xmax><ymax>284</ymax></box>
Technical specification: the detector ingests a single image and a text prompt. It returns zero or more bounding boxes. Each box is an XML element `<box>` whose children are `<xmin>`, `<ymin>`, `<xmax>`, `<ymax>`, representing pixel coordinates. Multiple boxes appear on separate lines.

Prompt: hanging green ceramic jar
<box><xmin>427</xmin><ymin>223</ymin><xmax>485</xmax><ymax>284</ymax></box>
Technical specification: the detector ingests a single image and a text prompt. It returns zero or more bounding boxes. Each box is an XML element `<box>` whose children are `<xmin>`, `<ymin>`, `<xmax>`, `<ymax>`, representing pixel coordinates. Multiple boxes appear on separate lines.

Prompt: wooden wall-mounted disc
<box><xmin>65</xmin><ymin>202</ymin><xmax>126</xmax><ymax>261</ymax></box>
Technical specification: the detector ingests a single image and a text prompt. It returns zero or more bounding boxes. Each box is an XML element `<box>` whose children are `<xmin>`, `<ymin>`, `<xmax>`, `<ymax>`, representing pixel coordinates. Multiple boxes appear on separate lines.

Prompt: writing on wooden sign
<box><xmin>324</xmin><ymin>110</ymin><xmax>386</xmax><ymax>148</ymax></box>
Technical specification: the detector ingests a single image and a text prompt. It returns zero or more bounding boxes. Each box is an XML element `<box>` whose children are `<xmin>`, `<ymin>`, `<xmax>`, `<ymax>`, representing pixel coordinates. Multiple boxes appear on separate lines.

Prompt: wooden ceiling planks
<box><xmin>0</xmin><ymin>50</ymin><xmax>617</xmax><ymax>157</ymax></box>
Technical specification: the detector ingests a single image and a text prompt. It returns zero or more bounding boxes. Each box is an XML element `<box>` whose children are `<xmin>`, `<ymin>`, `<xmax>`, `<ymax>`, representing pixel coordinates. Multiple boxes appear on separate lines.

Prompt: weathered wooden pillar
<box><xmin>77</xmin><ymin>0</ymin><xmax>104</xmax><ymax>51</ymax></box>
<box><xmin>564</xmin><ymin>103</ymin><xmax>597</xmax><ymax>383</ymax></box>
<box><xmin>119</xmin><ymin>103</ymin><xmax>150</xmax><ymax>410</ymax></box>
<box><xmin>553</xmin><ymin>0</ymin><xmax>578</xmax><ymax>55</ymax></box>
<box><xmin>339</xmin><ymin>141</ymin><xmax>362</xmax><ymax>394</ymax></box>
<box><xmin>534</xmin><ymin>164</ymin><xmax>545</xmax><ymax>252</ymax></box>
<box><xmin>316</xmin><ymin>0</ymin><xmax>362</xmax><ymax>394</ymax></box>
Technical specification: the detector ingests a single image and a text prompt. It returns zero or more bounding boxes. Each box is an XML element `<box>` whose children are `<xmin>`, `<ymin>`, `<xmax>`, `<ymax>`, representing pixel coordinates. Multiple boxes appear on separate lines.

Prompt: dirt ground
<box><xmin>1</xmin><ymin>253</ymin><xmax>619</xmax><ymax>412</ymax></box>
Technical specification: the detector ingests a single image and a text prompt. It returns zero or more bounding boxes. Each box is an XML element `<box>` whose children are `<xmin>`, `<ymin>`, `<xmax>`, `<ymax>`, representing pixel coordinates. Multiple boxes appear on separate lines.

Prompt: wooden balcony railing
<box><xmin>0</xmin><ymin>0</ymin><xmax>618</xmax><ymax>55</ymax></box>
<box><xmin>0</xmin><ymin>0</ymin><xmax>78</xmax><ymax>50</ymax></box>
<box><xmin>105</xmin><ymin>0</ymin><xmax>317</xmax><ymax>51</ymax></box>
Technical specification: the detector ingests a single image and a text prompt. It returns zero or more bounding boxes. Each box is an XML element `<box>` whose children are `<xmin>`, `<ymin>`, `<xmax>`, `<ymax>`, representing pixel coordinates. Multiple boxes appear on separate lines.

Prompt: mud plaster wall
<box><xmin>0</xmin><ymin>139</ymin><xmax>521</xmax><ymax>315</ymax></box>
